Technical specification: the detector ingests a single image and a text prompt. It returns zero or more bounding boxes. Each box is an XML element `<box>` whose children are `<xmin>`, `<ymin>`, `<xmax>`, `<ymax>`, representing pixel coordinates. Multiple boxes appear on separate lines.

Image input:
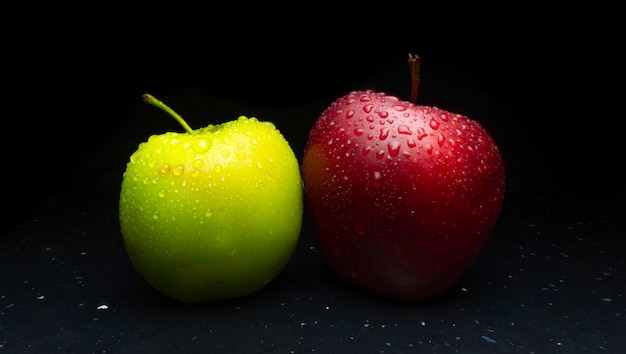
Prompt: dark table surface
<box><xmin>2</xmin><ymin>17</ymin><xmax>624</xmax><ymax>353</ymax></box>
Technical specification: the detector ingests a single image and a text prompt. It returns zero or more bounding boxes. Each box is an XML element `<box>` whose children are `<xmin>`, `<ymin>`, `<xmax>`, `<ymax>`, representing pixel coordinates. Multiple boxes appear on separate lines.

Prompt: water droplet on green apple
<box><xmin>173</xmin><ymin>165</ymin><xmax>184</xmax><ymax>176</ymax></box>
<box><xmin>158</xmin><ymin>189</ymin><xmax>166</xmax><ymax>198</ymax></box>
<box><xmin>205</xmin><ymin>209</ymin><xmax>213</xmax><ymax>218</ymax></box>
<box><xmin>160</xmin><ymin>165</ymin><xmax>170</xmax><ymax>174</ymax></box>
<box><xmin>130</xmin><ymin>152</ymin><xmax>140</xmax><ymax>163</ymax></box>
<box><xmin>214</xmin><ymin>164</ymin><xmax>223</xmax><ymax>173</ymax></box>
<box><xmin>193</xmin><ymin>138</ymin><xmax>209</xmax><ymax>152</ymax></box>
<box><xmin>152</xmin><ymin>212</ymin><xmax>159</xmax><ymax>220</ymax></box>
<box><xmin>192</xmin><ymin>159</ymin><xmax>204</xmax><ymax>169</ymax></box>
<box><xmin>221</xmin><ymin>150</ymin><xmax>230</xmax><ymax>158</ymax></box>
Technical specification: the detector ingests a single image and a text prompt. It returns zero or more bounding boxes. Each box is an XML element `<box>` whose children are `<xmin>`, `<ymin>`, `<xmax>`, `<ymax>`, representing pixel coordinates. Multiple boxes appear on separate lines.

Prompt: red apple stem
<box><xmin>408</xmin><ymin>54</ymin><xmax>421</xmax><ymax>104</ymax></box>
<box><xmin>142</xmin><ymin>93</ymin><xmax>195</xmax><ymax>134</ymax></box>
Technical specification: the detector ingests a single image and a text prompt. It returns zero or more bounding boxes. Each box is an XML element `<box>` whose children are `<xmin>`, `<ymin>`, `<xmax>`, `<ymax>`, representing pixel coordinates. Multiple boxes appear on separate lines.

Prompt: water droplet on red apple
<box><xmin>363</xmin><ymin>104</ymin><xmax>374</xmax><ymax>113</ymax></box>
<box><xmin>372</xmin><ymin>170</ymin><xmax>382</xmax><ymax>187</ymax></box>
<box><xmin>425</xmin><ymin>144</ymin><xmax>433</xmax><ymax>154</ymax></box>
<box><xmin>354</xmin><ymin>128</ymin><xmax>364</xmax><ymax>136</ymax></box>
<box><xmin>437</xmin><ymin>134</ymin><xmax>446</xmax><ymax>147</ymax></box>
<box><xmin>359</xmin><ymin>94</ymin><xmax>370</xmax><ymax>102</ymax></box>
<box><xmin>379</xmin><ymin>128</ymin><xmax>389</xmax><ymax>140</ymax></box>
<box><xmin>407</xmin><ymin>138</ymin><xmax>416</xmax><ymax>148</ymax></box>
<box><xmin>387</xmin><ymin>141</ymin><xmax>401</xmax><ymax>157</ymax></box>
<box><xmin>375</xmin><ymin>150</ymin><xmax>385</xmax><ymax>159</ymax></box>
<box><xmin>416</xmin><ymin>127</ymin><xmax>427</xmax><ymax>140</ymax></box>
<box><xmin>439</xmin><ymin>113</ymin><xmax>449</xmax><ymax>121</ymax></box>
<box><xmin>391</xmin><ymin>104</ymin><xmax>408</xmax><ymax>111</ymax></box>
<box><xmin>346</xmin><ymin>110</ymin><xmax>355</xmax><ymax>119</ymax></box>
<box><xmin>429</xmin><ymin>119</ymin><xmax>440</xmax><ymax>130</ymax></box>
<box><xmin>398</xmin><ymin>125</ymin><xmax>412</xmax><ymax>135</ymax></box>
<box><xmin>366</xmin><ymin>115</ymin><xmax>374</xmax><ymax>123</ymax></box>
<box><xmin>362</xmin><ymin>146</ymin><xmax>372</xmax><ymax>156</ymax></box>
<box><xmin>377</xmin><ymin>111</ymin><xmax>389</xmax><ymax>118</ymax></box>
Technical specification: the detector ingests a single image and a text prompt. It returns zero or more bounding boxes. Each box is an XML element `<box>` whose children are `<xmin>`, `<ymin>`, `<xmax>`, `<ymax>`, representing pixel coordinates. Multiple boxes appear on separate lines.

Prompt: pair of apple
<box><xmin>119</xmin><ymin>55</ymin><xmax>505</xmax><ymax>303</ymax></box>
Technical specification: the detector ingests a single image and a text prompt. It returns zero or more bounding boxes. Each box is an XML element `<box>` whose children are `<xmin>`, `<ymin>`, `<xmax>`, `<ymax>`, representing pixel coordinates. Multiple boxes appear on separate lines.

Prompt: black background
<box><xmin>2</xmin><ymin>6</ymin><xmax>624</xmax><ymax>353</ymax></box>
<box><xmin>4</xmin><ymin>8</ymin><xmax>623</xmax><ymax>224</ymax></box>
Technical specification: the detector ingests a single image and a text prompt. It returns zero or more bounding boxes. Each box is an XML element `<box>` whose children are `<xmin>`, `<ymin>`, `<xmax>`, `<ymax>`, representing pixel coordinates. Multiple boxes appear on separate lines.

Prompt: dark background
<box><xmin>2</xmin><ymin>6</ymin><xmax>624</xmax><ymax>353</ymax></box>
<box><xmin>4</xmin><ymin>8</ymin><xmax>622</xmax><ymax>225</ymax></box>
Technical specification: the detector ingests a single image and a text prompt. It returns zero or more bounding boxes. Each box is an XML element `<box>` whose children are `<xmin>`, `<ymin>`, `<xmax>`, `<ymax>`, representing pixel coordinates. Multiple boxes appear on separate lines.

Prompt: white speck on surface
<box><xmin>602</xmin><ymin>298</ymin><xmax>612</xmax><ymax>302</ymax></box>
<box><xmin>97</xmin><ymin>304</ymin><xmax>108</xmax><ymax>310</ymax></box>
<box><xmin>420</xmin><ymin>321</ymin><xmax>426</xmax><ymax>326</ymax></box>
<box><xmin>481</xmin><ymin>336</ymin><xmax>497</xmax><ymax>344</ymax></box>
<box><xmin>36</xmin><ymin>295</ymin><xmax>44</xmax><ymax>300</ymax></box>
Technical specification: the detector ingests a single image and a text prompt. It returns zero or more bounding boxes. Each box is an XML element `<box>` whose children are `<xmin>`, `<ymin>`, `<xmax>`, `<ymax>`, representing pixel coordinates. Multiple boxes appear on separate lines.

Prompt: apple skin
<box><xmin>301</xmin><ymin>89</ymin><xmax>505</xmax><ymax>301</ymax></box>
<box><xmin>120</xmin><ymin>116</ymin><xmax>303</xmax><ymax>303</ymax></box>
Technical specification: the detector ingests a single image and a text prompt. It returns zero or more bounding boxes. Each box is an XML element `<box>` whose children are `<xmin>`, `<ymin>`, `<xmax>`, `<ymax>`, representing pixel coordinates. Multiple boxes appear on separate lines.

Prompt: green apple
<box><xmin>119</xmin><ymin>94</ymin><xmax>303</xmax><ymax>303</ymax></box>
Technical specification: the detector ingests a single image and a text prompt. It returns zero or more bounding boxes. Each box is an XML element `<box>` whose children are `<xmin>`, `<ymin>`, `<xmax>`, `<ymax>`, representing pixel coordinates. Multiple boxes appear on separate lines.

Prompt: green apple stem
<box><xmin>142</xmin><ymin>93</ymin><xmax>195</xmax><ymax>134</ymax></box>
<box><xmin>408</xmin><ymin>54</ymin><xmax>421</xmax><ymax>104</ymax></box>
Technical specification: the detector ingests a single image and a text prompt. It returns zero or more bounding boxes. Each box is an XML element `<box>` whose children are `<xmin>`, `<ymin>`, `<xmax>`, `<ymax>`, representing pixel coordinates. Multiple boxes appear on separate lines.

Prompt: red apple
<box><xmin>301</xmin><ymin>54</ymin><xmax>505</xmax><ymax>301</ymax></box>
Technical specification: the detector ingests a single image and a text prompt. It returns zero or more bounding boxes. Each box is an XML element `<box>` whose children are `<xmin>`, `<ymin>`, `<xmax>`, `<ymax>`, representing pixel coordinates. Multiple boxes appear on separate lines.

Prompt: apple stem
<box><xmin>142</xmin><ymin>93</ymin><xmax>195</xmax><ymax>134</ymax></box>
<box><xmin>408</xmin><ymin>54</ymin><xmax>421</xmax><ymax>104</ymax></box>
